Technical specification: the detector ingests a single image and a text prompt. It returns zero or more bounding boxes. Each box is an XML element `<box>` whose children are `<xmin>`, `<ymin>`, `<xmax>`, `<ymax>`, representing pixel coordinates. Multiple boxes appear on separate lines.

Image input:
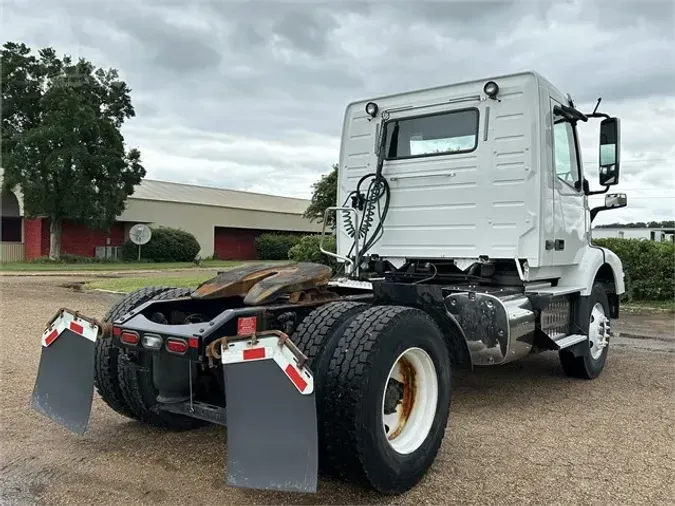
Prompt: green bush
<box><xmin>121</xmin><ymin>226</ymin><xmax>200</xmax><ymax>262</ymax></box>
<box><xmin>254</xmin><ymin>233</ymin><xmax>303</xmax><ymax>260</ymax></box>
<box><xmin>593</xmin><ymin>238</ymin><xmax>675</xmax><ymax>301</ymax></box>
<box><xmin>288</xmin><ymin>234</ymin><xmax>337</xmax><ymax>270</ymax></box>
<box><xmin>28</xmin><ymin>254</ymin><xmax>122</xmax><ymax>264</ymax></box>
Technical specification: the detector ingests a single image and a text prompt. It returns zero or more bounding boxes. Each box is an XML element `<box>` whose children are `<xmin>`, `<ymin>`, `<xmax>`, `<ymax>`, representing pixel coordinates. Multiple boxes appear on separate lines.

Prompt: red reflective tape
<box><xmin>113</xmin><ymin>326</ymin><xmax>122</xmax><ymax>336</ymax></box>
<box><xmin>44</xmin><ymin>328</ymin><xmax>59</xmax><ymax>347</ymax></box>
<box><xmin>70</xmin><ymin>321</ymin><xmax>84</xmax><ymax>335</ymax></box>
<box><xmin>243</xmin><ymin>347</ymin><xmax>266</xmax><ymax>360</ymax></box>
<box><xmin>284</xmin><ymin>364</ymin><xmax>307</xmax><ymax>392</ymax></box>
<box><xmin>237</xmin><ymin>316</ymin><xmax>257</xmax><ymax>335</ymax></box>
<box><xmin>188</xmin><ymin>337</ymin><xmax>199</xmax><ymax>349</ymax></box>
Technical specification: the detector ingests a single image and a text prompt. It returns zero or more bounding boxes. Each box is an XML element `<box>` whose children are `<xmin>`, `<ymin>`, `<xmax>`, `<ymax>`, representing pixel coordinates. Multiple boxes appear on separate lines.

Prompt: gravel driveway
<box><xmin>1</xmin><ymin>276</ymin><xmax>673</xmax><ymax>505</ymax></box>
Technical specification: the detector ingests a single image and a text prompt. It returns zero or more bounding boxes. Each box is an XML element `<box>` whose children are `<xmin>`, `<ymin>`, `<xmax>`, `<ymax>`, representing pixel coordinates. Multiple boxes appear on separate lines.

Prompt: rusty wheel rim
<box><xmin>381</xmin><ymin>347</ymin><xmax>438</xmax><ymax>454</ymax></box>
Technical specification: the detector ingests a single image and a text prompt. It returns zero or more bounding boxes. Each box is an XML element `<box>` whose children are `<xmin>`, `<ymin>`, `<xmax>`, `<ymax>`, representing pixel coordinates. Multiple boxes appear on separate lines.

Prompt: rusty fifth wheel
<box><xmin>321</xmin><ymin>306</ymin><xmax>452</xmax><ymax>494</ymax></box>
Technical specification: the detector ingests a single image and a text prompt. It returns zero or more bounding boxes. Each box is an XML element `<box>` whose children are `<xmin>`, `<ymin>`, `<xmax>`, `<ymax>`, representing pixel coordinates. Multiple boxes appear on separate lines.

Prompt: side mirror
<box><xmin>605</xmin><ymin>193</ymin><xmax>627</xmax><ymax>209</ymax></box>
<box><xmin>590</xmin><ymin>193</ymin><xmax>627</xmax><ymax>222</ymax></box>
<box><xmin>599</xmin><ymin>117</ymin><xmax>620</xmax><ymax>186</ymax></box>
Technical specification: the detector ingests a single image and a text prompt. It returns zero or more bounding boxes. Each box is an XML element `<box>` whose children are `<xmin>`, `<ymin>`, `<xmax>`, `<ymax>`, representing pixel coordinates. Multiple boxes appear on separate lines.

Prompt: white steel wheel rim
<box><xmin>589</xmin><ymin>302</ymin><xmax>609</xmax><ymax>360</ymax></box>
<box><xmin>381</xmin><ymin>347</ymin><xmax>439</xmax><ymax>455</ymax></box>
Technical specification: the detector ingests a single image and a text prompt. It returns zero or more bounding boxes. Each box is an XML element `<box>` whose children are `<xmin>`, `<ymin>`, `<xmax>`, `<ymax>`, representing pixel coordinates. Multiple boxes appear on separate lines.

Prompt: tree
<box><xmin>303</xmin><ymin>164</ymin><xmax>338</xmax><ymax>228</ymax></box>
<box><xmin>1</xmin><ymin>41</ymin><xmax>146</xmax><ymax>259</ymax></box>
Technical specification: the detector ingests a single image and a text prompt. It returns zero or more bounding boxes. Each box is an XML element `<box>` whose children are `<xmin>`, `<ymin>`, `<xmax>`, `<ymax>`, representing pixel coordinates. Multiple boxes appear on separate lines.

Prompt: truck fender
<box><xmin>558</xmin><ymin>245</ymin><xmax>625</xmax><ymax>296</ymax></box>
<box><xmin>370</xmin><ymin>280</ymin><xmax>473</xmax><ymax>370</ymax></box>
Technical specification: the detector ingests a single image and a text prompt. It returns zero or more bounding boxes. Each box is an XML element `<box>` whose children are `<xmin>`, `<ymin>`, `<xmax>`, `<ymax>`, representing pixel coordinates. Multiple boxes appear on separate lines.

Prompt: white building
<box><xmin>591</xmin><ymin>226</ymin><xmax>674</xmax><ymax>242</ymax></box>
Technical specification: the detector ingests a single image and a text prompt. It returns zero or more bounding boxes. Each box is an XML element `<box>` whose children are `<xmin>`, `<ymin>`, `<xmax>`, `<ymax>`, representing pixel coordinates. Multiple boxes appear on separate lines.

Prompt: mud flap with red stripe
<box><xmin>30</xmin><ymin>310</ymin><xmax>99</xmax><ymax>435</ymax></box>
<box><xmin>222</xmin><ymin>335</ymin><xmax>318</xmax><ymax>493</ymax></box>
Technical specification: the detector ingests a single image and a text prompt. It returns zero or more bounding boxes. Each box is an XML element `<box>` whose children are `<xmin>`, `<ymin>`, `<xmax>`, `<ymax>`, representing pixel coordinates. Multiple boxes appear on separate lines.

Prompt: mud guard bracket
<box><xmin>222</xmin><ymin>335</ymin><xmax>318</xmax><ymax>493</ymax></box>
<box><xmin>31</xmin><ymin>309</ymin><xmax>100</xmax><ymax>435</ymax></box>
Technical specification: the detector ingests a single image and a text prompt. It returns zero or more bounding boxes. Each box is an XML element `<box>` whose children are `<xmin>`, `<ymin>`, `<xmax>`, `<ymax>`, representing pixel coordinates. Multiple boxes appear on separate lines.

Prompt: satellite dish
<box><xmin>129</xmin><ymin>224</ymin><xmax>152</xmax><ymax>245</ymax></box>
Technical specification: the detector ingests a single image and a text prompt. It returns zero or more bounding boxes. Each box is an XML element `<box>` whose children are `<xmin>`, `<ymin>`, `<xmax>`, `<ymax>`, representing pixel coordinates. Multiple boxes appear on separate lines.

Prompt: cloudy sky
<box><xmin>4</xmin><ymin>0</ymin><xmax>674</xmax><ymax>224</ymax></box>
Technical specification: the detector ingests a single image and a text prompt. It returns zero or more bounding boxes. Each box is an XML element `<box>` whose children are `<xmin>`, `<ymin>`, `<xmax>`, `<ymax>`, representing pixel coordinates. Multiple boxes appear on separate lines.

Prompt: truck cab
<box><xmin>336</xmin><ymin>71</ymin><xmax>626</xmax><ymax>300</ymax></box>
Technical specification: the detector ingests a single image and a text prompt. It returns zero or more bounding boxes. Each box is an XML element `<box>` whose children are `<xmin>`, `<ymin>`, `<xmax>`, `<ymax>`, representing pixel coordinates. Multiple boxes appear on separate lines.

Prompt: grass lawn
<box><xmin>0</xmin><ymin>259</ymin><xmax>242</xmax><ymax>272</ymax></box>
<box><xmin>86</xmin><ymin>274</ymin><xmax>215</xmax><ymax>292</ymax></box>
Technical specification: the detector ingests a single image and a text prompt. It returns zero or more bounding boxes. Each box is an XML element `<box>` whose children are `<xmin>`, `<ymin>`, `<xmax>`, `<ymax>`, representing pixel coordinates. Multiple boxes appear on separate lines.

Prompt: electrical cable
<box><xmin>333</xmin><ymin>117</ymin><xmax>393</xmax><ymax>278</ymax></box>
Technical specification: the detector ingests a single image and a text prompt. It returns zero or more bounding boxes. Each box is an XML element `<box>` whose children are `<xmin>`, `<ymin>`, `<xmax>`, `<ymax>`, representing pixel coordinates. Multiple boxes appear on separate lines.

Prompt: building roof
<box><xmin>128</xmin><ymin>178</ymin><xmax>311</xmax><ymax>215</ymax></box>
<box><xmin>1</xmin><ymin>166</ymin><xmax>312</xmax><ymax>216</ymax></box>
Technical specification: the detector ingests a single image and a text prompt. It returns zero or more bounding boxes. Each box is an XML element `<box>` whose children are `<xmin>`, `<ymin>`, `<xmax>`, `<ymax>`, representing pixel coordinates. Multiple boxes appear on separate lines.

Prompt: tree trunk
<box><xmin>49</xmin><ymin>218</ymin><xmax>62</xmax><ymax>260</ymax></box>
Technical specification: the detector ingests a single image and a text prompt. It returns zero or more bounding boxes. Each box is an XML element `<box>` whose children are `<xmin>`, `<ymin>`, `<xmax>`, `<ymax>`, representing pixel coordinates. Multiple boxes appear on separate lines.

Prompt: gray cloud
<box><xmin>3</xmin><ymin>0</ymin><xmax>675</xmax><ymax>221</ymax></box>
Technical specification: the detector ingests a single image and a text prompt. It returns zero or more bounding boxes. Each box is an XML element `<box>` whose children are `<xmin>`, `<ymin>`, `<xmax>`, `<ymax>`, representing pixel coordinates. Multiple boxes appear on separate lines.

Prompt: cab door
<box><xmin>550</xmin><ymin>98</ymin><xmax>587</xmax><ymax>267</ymax></box>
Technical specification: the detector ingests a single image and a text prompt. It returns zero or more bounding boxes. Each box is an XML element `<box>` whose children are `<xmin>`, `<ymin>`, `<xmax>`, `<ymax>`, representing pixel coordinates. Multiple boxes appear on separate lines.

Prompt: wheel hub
<box><xmin>383</xmin><ymin>378</ymin><xmax>404</xmax><ymax>415</ymax></box>
<box><xmin>381</xmin><ymin>347</ymin><xmax>439</xmax><ymax>455</ymax></box>
<box><xmin>588</xmin><ymin>303</ymin><xmax>610</xmax><ymax>360</ymax></box>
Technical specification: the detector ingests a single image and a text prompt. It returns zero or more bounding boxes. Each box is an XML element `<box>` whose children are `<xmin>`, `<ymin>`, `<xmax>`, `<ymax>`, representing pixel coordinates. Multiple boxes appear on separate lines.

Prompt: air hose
<box><xmin>337</xmin><ymin>116</ymin><xmax>392</xmax><ymax>276</ymax></box>
<box><xmin>341</xmin><ymin>172</ymin><xmax>390</xmax><ymax>267</ymax></box>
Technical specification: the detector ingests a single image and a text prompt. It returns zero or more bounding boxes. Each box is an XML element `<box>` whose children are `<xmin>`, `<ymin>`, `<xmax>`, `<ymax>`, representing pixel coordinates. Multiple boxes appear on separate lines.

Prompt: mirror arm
<box><xmin>587</xmin><ymin>112</ymin><xmax>611</xmax><ymax>120</ymax></box>
<box><xmin>590</xmin><ymin>207</ymin><xmax>606</xmax><ymax>222</ymax></box>
<box><xmin>554</xmin><ymin>104</ymin><xmax>588</xmax><ymax>123</ymax></box>
<box><xmin>587</xmin><ymin>185</ymin><xmax>611</xmax><ymax>196</ymax></box>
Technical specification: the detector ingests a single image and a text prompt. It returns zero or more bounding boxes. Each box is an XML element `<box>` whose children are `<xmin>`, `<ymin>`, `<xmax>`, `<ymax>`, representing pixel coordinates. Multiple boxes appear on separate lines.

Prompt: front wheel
<box><xmin>322</xmin><ymin>306</ymin><xmax>452</xmax><ymax>494</ymax></box>
<box><xmin>560</xmin><ymin>283</ymin><xmax>611</xmax><ymax>379</ymax></box>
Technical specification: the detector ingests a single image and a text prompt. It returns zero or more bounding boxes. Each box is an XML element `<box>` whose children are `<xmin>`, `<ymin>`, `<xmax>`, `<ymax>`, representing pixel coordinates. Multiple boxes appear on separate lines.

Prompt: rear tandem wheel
<box><xmin>116</xmin><ymin>287</ymin><xmax>207</xmax><ymax>430</ymax></box>
<box><xmin>94</xmin><ymin>286</ymin><xmax>174</xmax><ymax>419</ymax></box>
<box><xmin>292</xmin><ymin>301</ymin><xmax>371</xmax><ymax>473</ymax></box>
<box><xmin>321</xmin><ymin>305</ymin><xmax>452</xmax><ymax>494</ymax></box>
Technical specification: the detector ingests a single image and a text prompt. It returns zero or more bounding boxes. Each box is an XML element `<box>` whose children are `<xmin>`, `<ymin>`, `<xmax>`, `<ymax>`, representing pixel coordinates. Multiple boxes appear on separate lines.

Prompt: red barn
<box><xmin>1</xmin><ymin>172</ymin><xmax>321</xmax><ymax>262</ymax></box>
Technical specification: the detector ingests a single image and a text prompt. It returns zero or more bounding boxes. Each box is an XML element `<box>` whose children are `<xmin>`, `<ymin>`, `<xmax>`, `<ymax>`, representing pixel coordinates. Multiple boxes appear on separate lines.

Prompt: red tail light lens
<box><xmin>166</xmin><ymin>338</ymin><xmax>188</xmax><ymax>354</ymax></box>
<box><xmin>120</xmin><ymin>330</ymin><xmax>139</xmax><ymax>345</ymax></box>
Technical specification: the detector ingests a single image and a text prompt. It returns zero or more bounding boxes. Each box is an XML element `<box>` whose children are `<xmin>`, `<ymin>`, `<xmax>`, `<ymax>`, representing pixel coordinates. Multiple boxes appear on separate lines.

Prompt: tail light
<box><xmin>166</xmin><ymin>338</ymin><xmax>188</xmax><ymax>355</ymax></box>
<box><xmin>120</xmin><ymin>330</ymin><xmax>140</xmax><ymax>346</ymax></box>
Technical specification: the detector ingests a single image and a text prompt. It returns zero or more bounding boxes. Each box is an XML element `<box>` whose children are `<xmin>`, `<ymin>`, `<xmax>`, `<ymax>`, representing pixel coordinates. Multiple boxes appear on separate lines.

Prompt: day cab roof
<box><xmin>343</xmin><ymin>70</ymin><xmax>567</xmax><ymax>112</ymax></box>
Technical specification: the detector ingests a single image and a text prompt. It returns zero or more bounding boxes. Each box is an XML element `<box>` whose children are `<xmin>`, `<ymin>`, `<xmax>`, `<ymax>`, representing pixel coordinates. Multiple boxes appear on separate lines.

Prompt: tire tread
<box><xmin>94</xmin><ymin>286</ymin><xmax>172</xmax><ymax>418</ymax></box>
<box><xmin>117</xmin><ymin>287</ymin><xmax>206</xmax><ymax>430</ymax></box>
<box><xmin>323</xmin><ymin>305</ymin><xmax>446</xmax><ymax>491</ymax></box>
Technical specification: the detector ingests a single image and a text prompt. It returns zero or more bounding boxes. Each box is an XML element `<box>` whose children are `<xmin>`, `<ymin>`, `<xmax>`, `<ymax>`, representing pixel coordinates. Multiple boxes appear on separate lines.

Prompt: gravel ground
<box><xmin>1</xmin><ymin>276</ymin><xmax>673</xmax><ymax>506</ymax></box>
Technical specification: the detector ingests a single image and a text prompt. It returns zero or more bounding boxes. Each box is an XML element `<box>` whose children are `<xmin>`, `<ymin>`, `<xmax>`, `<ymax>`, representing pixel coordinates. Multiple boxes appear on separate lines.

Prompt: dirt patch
<box><xmin>1</xmin><ymin>276</ymin><xmax>673</xmax><ymax>505</ymax></box>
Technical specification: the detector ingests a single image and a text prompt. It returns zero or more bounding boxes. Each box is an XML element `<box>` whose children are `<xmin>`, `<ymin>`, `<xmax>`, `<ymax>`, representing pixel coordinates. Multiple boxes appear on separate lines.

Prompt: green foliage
<box><xmin>303</xmin><ymin>164</ymin><xmax>338</xmax><ymax>228</ymax></box>
<box><xmin>596</xmin><ymin>221</ymin><xmax>674</xmax><ymax>229</ymax></box>
<box><xmin>121</xmin><ymin>227</ymin><xmax>200</xmax><ymax>262</ymax></box>
<box><xmin>1</xmin><ymin>41</ymin><xmax>145</xmax><ymax>259</ymax></box>
<box><xmin>593</xmin><ymin>238</ymin><xmax>675</xmax><ymax>301</ymax></box>
<box><xmin>254</xmin><ymin>233</ymin><xmax>303</xmax><ymax>260</ymax></box>
<box><xmin>28</xmin><ymin>254</ymin><xmax>122</xmax><ymax>264</ymax></box>
<box><xmin>288</xmin><ymin>234</ymin><xmax>337</xmax><ymax>270</ymax></box>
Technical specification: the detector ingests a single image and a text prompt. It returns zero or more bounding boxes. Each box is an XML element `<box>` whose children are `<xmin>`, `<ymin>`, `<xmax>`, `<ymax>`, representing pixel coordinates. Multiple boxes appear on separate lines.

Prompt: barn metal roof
<box><xmin>128</xmin><ymin>178</ymin><xmax>311</xmax><ymax>215</ymax></box>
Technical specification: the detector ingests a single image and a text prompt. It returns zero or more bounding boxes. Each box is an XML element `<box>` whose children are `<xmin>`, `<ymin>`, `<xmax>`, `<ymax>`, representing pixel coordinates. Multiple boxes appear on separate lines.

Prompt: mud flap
<box><xmin>30</xmin><ymin>310</ymin><xmax>100</xmax><ymax>435</ymax></box>
<box><xmin>222</xmin><ymin>334</ymin><xmax>318</xmax><ymax>493</ymax></box>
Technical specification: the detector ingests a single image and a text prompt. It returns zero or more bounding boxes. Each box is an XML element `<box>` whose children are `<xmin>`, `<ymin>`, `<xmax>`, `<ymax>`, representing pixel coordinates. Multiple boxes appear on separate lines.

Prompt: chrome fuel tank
<box><xmin>445</xmin><ymin>292</ymin><xmax>535</xmax><ymax>366</ymax></box>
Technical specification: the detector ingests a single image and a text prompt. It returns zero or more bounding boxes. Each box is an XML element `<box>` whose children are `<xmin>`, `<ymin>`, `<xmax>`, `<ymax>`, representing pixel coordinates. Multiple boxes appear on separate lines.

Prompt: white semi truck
<box><xmin>31</xmin><ymin>71</ymin><xmax>627</xmax><ymax>495</ymax></box>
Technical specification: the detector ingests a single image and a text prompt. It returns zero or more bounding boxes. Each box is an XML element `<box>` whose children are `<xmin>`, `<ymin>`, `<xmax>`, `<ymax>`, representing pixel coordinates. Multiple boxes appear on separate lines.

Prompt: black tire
<box><xmin>94</xmin><ymin>286</ymin><xmax>173</xmax><ymax>419</ymax></box>
<box><xmin>322</xmin><ymin>305</ymin><xmax>452</xmax><ymax>494</ymax></box>
<box><xmin>559</xmin><ymin>283</ymin><xmax>611</xmax><ymax>379</ymax></box>
<box><xmin>118</xmin><ymin>287</ymin><xmax>207</xmax><ymax>430</ymax></box>
<box><xmin>292</xmin><ymin>301</ymin><xmax>370</xmax><ymax>473</ymax></box>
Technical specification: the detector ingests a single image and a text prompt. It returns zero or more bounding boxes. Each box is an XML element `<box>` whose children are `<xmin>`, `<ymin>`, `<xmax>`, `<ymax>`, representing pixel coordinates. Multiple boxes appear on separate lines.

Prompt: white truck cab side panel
<box><xmin>556</xmin><ymin>245</ymin><xmax>626</xmax><ymax>296</ymax></box>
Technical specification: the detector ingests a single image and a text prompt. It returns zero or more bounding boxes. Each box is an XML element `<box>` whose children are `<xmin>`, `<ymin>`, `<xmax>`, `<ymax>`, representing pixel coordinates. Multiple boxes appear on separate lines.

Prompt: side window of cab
<box><xmin>552</xmin><ymin>111</ymin><xmax>581</xmax><ymax>190</ymax></box>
